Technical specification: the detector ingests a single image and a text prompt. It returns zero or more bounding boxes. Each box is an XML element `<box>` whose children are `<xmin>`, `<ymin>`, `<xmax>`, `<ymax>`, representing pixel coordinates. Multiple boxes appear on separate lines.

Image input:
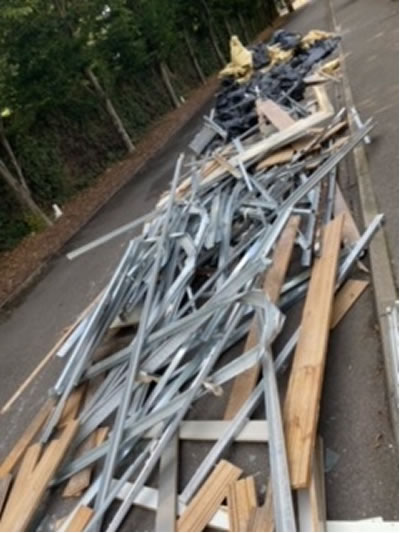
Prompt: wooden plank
<box><xmin>0</xmin><ymin>444</ymin><xmax>43</xmax><ymax>524</ymax></box>
<box><xmin>256</xmin><ymin>146</ymin><xmax>294</xmax><ymax>170</ymax></box>
<box><xmin>246</xmin><ymin>483</ymin><xmax>274</xmax><ymax>532</ymax></box>
<box><xmin>211</xmin><ymin>111</ymin><xmax>331</xmax><ymax>178</ymax></box>
<box><xmin>262</xmin><ymin>274</ymin><xmax>367</xmax><ymax>528</ymax></box>
<box><xmin>331</xmin><ymin>279</ymin><xmax>369</xmax><ymax>329</ymax></box>
<box><xmin>256</xmin><ymin>136</ymin><xmax>319</xmax><ymax>171</ymax></box>
<box><xmin>61</xmin><ymin>482</ymin><xmax>226</xmax><ymax>532</ymax></box>
<box><xmin>176</xmin><ymin>460</ymin><xmax>242</xmax><ymax>532</ymax></box>
<box><xmin>313</xmin><ymin>85</ymin><xmax>334</xmax><ymax>115</ymax></box>
<box><xmin>62</xmin><ymin>427</ymin><xmax>106</xmax><ymax>498</ymax></box>
<box><xmin>224</xmin><ymin>215</ymin><xmax>300</xmax><ymax>420</ymax></box>
<box><xmin>64</xmin><ymin>480</ymin><xmax>399</xmax><ymax>533</ymax></box>
<box><xmin>158</xmin><ymin>110</ymin><xmax>333</xmax><ymax>208</ymax></box>
<box><xmin>155</xmin><ymin>432</ymin><xmax>179</xmax><ymax>532</ymax></box>
<box><xmin>0</xmin><ymin>398</ymin><xmax>53</xmax><ymax>477</ymax></box>
<box><xmin>0</xmin><ymin>476</ymin><xmax>12</xmax><ymax>518</ymax></box>
<box><xmin>334</xmin><ymin>184</ymin><xmax>360</xmax><ymax>246</ymax></box>
<box><xmin>213</xmin><ymin>153</ymin><xmax>241</xmax><ymax>178</ymax></box>
<box><xmin>304</xmin><ymin>73</ymin><xmax>329</xmax><ymax>85</ymax></box>
<box><xmin>256</xmin><ymin>98</ymin><xmax>296</xmax><ymax>131</ymax></box>
<box><xmin>283</xmin><ymin>215</ymin><xmax>344</xmax><ymax>489</ymax></box>
<box><xmin>64</xmin><ymin>506</ymin><xmax>93</xmax><ymax>532</ymax></box>
<box><xmin>62</xmin><ymin>433</ymin><xmax>95</xmax><ymax>497</ymax></box>
<box><xmin>0</xmin><ymin>420</ymin><xmax>79</xmax><ymax>532</ymax></box>
<box><xmin>227</xmin><ymin>477</ymin><xmax>257</xmax><ymax>532</ymax></box>
<box><xmin>320</xmin><ymin>120</ymin><xmax>347</xmax><ymax>144</ymax></box>
<box><xmin>58</xmin><ymin>384</ymin><xmax>86</xmax><ymax>429</ymax></box>
<box><xmin>256</xmin><ymin>118</ymin><xmax>346</xmax><ymax>173</ymax></box>
<box><xmin>95</xmin><ymin>426</ymin><xmax>109</xmax><ymax>445</ymax></box>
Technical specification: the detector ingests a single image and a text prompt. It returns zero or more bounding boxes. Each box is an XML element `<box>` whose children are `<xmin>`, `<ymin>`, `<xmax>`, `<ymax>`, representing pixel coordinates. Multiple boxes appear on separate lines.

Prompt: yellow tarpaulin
<box><xmin>218</xmin><ymin>36</ymin><xmax>253</xmax><ymax>82</ymax></box>
<box><xmin>266</xmin><ymin>45</ymin><xmax>293</xmax><ymax>67</ymax></box>
<box><xmin>219</xmin><ymin>30</ymin><xmax>336</xmax><ymax>80</ymax></box>
<box><xmin>301</xmin><ymin>29</ymin><xmax>335</xmax><ymax>49</ymax></box>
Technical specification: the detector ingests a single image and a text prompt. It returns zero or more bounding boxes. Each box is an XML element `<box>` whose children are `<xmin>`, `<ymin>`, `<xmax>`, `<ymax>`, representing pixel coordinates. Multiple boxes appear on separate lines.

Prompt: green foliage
<box><xmin>24</xmin><ymin>212</ymin><xmax>48</xmax><ymax>233</ymax></box>
<box><xmin>0</xmin><ymin>0</ymin><xmax>279</xmax><ymax>251</ymax></box>
<box><xmin>0</xmin><ymin>179</ymin><xmax>30</xmax><ymax>251</ymax></box>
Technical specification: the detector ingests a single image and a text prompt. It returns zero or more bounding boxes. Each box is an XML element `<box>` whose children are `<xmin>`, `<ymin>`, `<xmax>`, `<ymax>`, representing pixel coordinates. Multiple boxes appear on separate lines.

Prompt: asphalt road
<box><xmin>332</xmin><ymin>0</ymin><xmax>399</xmax><ymax>282</ymax></box>
<box><xmin>0</xmin><ymin>0</ymin><xmax>398</xmax><ymax>529</ymax></box>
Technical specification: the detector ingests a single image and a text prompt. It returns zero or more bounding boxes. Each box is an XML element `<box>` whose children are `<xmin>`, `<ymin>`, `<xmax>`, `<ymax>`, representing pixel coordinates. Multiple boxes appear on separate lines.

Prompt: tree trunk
<box><xmin>200</xmin><ymin>0</ymin><xmax>226</xmax><ymax>66</ymax></box>
<box><xmin>284</xmin><ymin>0</ymin><xmax>294</xmax><ymax>12</ymax></box>
<box><xmin>225</xmin><ymin>19</ymin><xmax>234</xmax><ymax>38</ymax></box>
<box><xmin>52</xmin><ymin>2</ymin><xmax>135</xmax><ymax>154</ymax></box>
<box><xmin>0</xmin><ymin>160</ymin><xmax>52</xmax><ymax>226</ymax></box>
<box><xmin>0</xmin><ymin>120</ymin><xmax>30</xmax><ymax>194</ymax></box>
<box><xmin>160</xmin><ymin>61</ymin><xmax>181</xmax><ymax>109</ymax></box>
<box><xmin>208</xmin><ymin>22</ymin><xmax>226</xmax><ymax>66</ymax></box>
<box><xmin>249</xmin><ymin>16</ymin><xmax>258</xmax><ymax>38</ymax></box>
<box><xmin>183</xmin><ymin>30</ymin><xmax>206</xmax><ymax>85</ymax></box>
<box><xmin>238</xmin><ymin>12</ymin><xmax>250</xmax><ymax>44</ymax></box>
<box><xmin>266</xmin><ymin>1</ymin><xmax>279</xmax><ymax>23</ymax></box>
<box><xmin>223</xmin><ymin>19</ymin><xmax>231</xmax><ymax>40</ymax></box>
<box><xmin>85</xmin><ymin>68</ymin><xmax>135</xmax><ymax>153</ymax></box>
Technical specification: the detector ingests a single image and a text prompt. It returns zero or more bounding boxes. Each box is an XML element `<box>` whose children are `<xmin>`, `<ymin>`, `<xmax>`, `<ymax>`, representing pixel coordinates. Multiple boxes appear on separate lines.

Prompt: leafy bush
<box><xmin>0</xmin><ymin>0</ymin><xmax>279</xmax><ymax>251</ymax></box>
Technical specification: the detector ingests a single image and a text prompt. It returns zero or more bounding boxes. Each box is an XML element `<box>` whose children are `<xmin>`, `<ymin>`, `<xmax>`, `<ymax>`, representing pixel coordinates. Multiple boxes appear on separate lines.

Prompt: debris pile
<box><xmin>214</xmin><ymin>29</ymin><xmax>340</xmax><ymax>139</ymax></box>
<box><xmin>0</xmin><ymin>26</ymin><xmax>387</xmax><ymax>533</ymax></box>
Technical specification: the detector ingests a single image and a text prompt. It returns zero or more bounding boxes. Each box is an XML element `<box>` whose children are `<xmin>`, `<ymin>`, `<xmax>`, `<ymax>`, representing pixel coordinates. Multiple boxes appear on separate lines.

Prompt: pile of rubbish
<box><xmin>215</xmin><ymin>29</ymin><xmax>340</xmax><ymax>138</ymax></box>
<box><xmin>0</xmin><ymin>27</ymin><xmax>386</xmax><ymax>533</ymax></box>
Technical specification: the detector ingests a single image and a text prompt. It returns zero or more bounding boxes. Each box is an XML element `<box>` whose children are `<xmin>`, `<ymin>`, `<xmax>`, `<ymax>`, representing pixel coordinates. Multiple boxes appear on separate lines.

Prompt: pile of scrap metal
<box><xmin>0</xmin><ymin>29</ymin><xmax>390</xmax><ymax>533</ymax></box>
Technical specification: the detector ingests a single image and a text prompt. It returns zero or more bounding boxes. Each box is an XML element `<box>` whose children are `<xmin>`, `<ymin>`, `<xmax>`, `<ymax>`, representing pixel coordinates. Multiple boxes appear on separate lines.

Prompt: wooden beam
<box><xmin>158</xmin><ymin>110</ymin><xmax>333</xmax><ymax>208</ymax></box>
<box><xmin>246</xmin><ymin>483</ymin><xmax>274</xmax><ymax>532</ymax></box>
<box><xmin>62</xmin><ymin>427</ymin><xmax>108</xmax><ymax>498</ymax></box>
<box><xmin>334</xmin><ymin>184</ymin><xmax>360</xmax><ymax>246</ymax></box>
<box><xmin>213</xmin><ymin>153</ymin><xmax>241</xmax><ymax>178</ymax></box>
<box><xmin>256</xmin><ymin>146</ymin><xmax>295</xmax><ymax>170</ymax></box>
<box><xmin>224</xmin><ymin>215</ymin><xmax>300</xmax><ymax>420</ymax></box>
<box><xmin>176</xmin><ymin>460</ymin><xmax>242</xmax><ymax>532</ymax></box>
<box><xmin>227</xmin><ymin>476</ymin><xmax>257</xmax><ymax>532</ymax></box>
<box><xmin>331</xmin><ymin>279</ymin><xmax>369</xmax><ymax>329</ymax></box>
<box><xmin>283</xmin><ymin>215</ymin><xmax>344</xmax><ymax>489</ymax></box>
<box><xmin>262</xmin><ymin>274</ymin><xmax>367</xmax><ymax>528</ymax></box>
<box><xmin>64</xmin><ymin>506</ymin><xmax>93</xmax><ymax>532</ymax></box>
<box><xmin>313</xmin><ymin>85</ymin><xmax>334</xmax><ymax>115</ymax></box>
<box><xmin>256</xmin><ymin>98</ymin><xmax>296</xmax><ymax>131</ymax></box>
<box><xmin>0</xmin><ymin>420</ymin><xmax>79</xmax><ymax>532</ymax></box>
<box><xmin>64</xmin><ymin>481</ymin><xmax>400</xmax><ymax>533</ymax></box>
<box><xmin>58</xmin><ymin>384</ymin><xmax>86</xmax><ymax>429</ymax></box>
<box><xmin>208</xmin><ymin>111</ymin><xmax>332</xmax><ymax>180</ymax></box>
<box><xmin>320</xmin><ymin>120</ymin><xmax>347</xmax><ymax>144</ymax></box>
<box><xmin>2</xmin><ymin>444</ymin><xmax>42</xmax><ymax>515</ymax></box>
<box><xmin>0</xmin><ymin>398</ymin><xmax>53</xmax><ymax>477</ymax></box>
<box><xmin>0</xmin><ymin>476</ymin><xmax>12</xmax><ymax>518</ymax></box>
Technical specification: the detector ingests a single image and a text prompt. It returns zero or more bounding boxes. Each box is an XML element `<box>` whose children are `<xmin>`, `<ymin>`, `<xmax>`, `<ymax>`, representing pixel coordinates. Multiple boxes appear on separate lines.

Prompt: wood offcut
<box><xmin>283</xmin><ymin>214</ymin><xmax>344</xmax><ymax>488</ymax></box>
<box><xmin>177</xmin><ymin>460</ymin><xmax>242</xmax><ymax>532</ymax></box>
<box><xmin>227</xmin><ymin>476</ymin><xmax>257</xmax><ymax>531</ymax></box>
